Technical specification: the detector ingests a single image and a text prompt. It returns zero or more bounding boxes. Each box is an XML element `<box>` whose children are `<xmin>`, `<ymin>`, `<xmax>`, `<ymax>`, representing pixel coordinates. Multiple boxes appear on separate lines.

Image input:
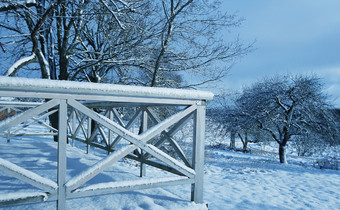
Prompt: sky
<box><xmin>220</xmin><ymin>0</ymin><xmax>340</xmax><ymax>107</ymax></box>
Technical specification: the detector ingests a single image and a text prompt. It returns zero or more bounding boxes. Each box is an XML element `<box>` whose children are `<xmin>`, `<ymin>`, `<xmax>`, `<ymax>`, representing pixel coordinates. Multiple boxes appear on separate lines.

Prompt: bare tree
<box><xmin>141</xmin><ymin>0</ymin><xmax>252</xmax><ymax>88</ymax></box>
<box><xmin>0</xmin><ymin>0</ymin><xmax>140</xmax><ymax>80</ymax></box>
<box><xmin>68</xmin><ymin>0</ymin><xmax>148</xmax><ymax>84</ymax></box>
<box><xmin>67</xmin><ymin>0</ymin><xmax>252</xmax><ymax>88</ymax></box>
<box><xmin>0</xmin><ymin>0</ymin><xmax>53</xmax><ymax>78</ymax></box>
<box><xmin>212</xmin><ymin>92</ymin><xmax>262</xmax><ymax>152</ymax></box>
<box><xmin>236</xmin><ymin>74</ymin><xmax>338</xmax><ymax>163</ymax></box>
<box><xmin>1</xmin><ymin>0</ymin><xmax>251</xmax><ymax>89</ymax></box>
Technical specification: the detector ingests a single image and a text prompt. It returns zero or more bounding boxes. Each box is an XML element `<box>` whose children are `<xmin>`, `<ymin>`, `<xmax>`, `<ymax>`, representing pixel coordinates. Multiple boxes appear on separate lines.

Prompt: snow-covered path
<box><xmin>1</xmin><ymin>136</ymin><xmax>339</xmax><ymax>210</ymax></box>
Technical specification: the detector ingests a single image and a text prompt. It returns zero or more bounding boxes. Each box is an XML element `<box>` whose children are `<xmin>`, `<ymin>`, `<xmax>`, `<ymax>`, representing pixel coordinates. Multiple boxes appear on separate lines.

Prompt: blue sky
<box><xmin>221</xmin><ymin>0</ymin><xmax>340</xmax><ymax>107</ymax></box>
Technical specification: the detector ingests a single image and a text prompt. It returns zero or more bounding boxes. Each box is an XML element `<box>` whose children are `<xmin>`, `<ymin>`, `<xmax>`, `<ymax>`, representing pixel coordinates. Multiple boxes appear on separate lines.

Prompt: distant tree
<box><xmin>211</xmin><ymin>93</ymin><xmax>258</xmax><ymax>152</ymax></box>
<box><xmin>209</xmin><ymin>93</ymin><xmax>238</xmax><ymax>149</ymax></box>
<box><xmin>236</xmin><ymin>74</ymin><xmax>338</xmax><ymax>163</ymax></box>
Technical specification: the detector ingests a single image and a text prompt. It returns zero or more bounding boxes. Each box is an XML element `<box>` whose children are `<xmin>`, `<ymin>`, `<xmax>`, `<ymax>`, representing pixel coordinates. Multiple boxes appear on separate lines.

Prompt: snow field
<box><xmin>0</xmin><ymin>125</ymin><xmax>339</xmax><ymax>209</ymax></box>
<box><xmin>204</xmin><ymin>147</ymin><xmax>340</xmax><ymax>209</ymax></box>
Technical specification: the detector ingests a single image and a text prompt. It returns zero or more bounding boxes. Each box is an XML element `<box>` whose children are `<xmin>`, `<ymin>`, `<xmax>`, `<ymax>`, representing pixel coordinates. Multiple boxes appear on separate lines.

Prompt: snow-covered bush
<box><xmin>292</xmin><ymin>134</ymin><xmax>326</xmax><ymax>156</ymax></box>
<box><xmin>313</xmin><ymin>157</ymin><xmax>339</xmax><ymax>170</ymax></box>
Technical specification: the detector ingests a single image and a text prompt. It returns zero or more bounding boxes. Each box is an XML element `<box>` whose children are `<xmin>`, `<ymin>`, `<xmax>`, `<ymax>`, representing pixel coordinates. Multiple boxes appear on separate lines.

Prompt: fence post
<box><xmin>7</xmin><ymin>108</ymin><xmax>10</xmax><ymax>143</ymax></box>
<box><xmin>87</xmin><ymin>117</ymin><xmax>92</xmax><ymax>154</ymax></box>
<box><xmin>191</xmin><ymin>101</ymin><xmax>206</xmax><ymax>203</ymax></box>
<box><xmin>72</xmin><ymin>108</ymin><xmax>76</xmax><ymax>147</ymax></box>
<box><xmin>140</xmin><ymin>107</ymin><xmax>147</xmax><ymax>177</ymax></box>
<box><xmin>108</xmin><ymin>109</ymin><xmax>113</xmax><ymax>154</ymax></box>
<box><xmin>57</xmin><ymin>99</ymin><xmax>67</xmax><ymax>210</ymax></box>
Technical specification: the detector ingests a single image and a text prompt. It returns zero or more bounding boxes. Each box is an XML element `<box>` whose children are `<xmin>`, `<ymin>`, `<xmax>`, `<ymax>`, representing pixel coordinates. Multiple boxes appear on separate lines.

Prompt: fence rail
<box><xmin>0</xmin><ymin>76</ymin><xmax>213</xmax><ymax>209</ymax></box>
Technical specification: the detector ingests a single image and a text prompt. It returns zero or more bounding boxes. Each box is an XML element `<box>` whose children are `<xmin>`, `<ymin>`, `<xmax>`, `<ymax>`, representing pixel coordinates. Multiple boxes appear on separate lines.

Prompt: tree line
<box><xmin>210</xmin><ymin>74</ymin><xmax>340</xmax><ymax>164</ymax></box>
<box><xmin>0</xmin><ymin>0</ymin><xmax>251</xmax><ymax>87</ymax></box>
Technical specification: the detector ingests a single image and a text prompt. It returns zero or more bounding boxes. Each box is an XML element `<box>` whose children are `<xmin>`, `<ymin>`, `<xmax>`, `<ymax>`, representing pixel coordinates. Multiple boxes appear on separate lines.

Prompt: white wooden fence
<box><xmin>0</xmin><ymin>76</ymin><xmax>213</xmax><ymax>209</ymax></box>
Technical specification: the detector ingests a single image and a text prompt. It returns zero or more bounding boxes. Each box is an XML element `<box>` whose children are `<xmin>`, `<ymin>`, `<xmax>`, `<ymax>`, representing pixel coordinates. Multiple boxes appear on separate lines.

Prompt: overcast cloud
<box><xmin>221</xmin><ymin>0</ymin><xmax>340</xmax><ymax>106</ymax></box>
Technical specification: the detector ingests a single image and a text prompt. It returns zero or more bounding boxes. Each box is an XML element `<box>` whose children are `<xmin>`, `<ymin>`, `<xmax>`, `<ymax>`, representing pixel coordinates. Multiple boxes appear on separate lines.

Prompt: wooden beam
<box><xmin>0</xmin><ymin>192</ymin><xmax>48</xmax><ymax>207</ymax></box>
<box><xmin>191</xmin><ymin>102</ymin><xmax>206</xmax><ymax>203</ymax></box>
<box><xmin>145</xmin><ymin>107</ymin><xmax>192</xmax><ymax>167</ymax></box>
<box><xmin>68</xmin><ymin>99</ymin><xmax>196</xmax><ymax>178</ymax></box>
<box><xmin>68</xmin><ymin>177</ymin><xmax>194</xmax><ymax>199</ymax></box>
<box><xmin>57</xmin><ymin>99</ymin><xmax>67</xmax><ymax>210</ymax></box>
<box><xmin>109</xmin><ymin>108</ymin><xmax>141</xmax><ymax>149</ymax></box>
<box><xmin>139</xmin><ymin>105</ymin><xmax>197</xmax><ymax>143</ymax></box>
<box><xmin>66</xmin><ymin>145</ymin><xmax>137</xmax><ymax>192</ymax></box>
<box><xmin>0</xmin><ymin>158</ymin><xmax>57</xmax><ymax>192</ymax></box>
<box><xmin>0</xmin><ymin>90</ymin><xmax>198</xmax><ymax>106</ymax></box>
<box><xmin>0</xmin><ymin>99</ymin><xmax>59</xmax><ymax>133</ymax></box>
<box><xmin>68</xmin><ymin>99</ymin><xmax>140</xmax><ymax>144</ymax></box>
<box><xmin>72</xmin><ymin>110</ymin><xmax>89</xmax><ymax>139</ymax></box>
<box><xmin>11</xmin><ymin>109</ymin><xmax>58</xmax><ymax>134</ymax></box>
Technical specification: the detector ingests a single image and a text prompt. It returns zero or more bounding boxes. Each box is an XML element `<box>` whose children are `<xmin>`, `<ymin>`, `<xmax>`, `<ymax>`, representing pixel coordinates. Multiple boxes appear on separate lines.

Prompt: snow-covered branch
<box><xmin>0</xmin><ymin>0</ymin><xmax>36</xmax><ymax>12</ymax></box>
<box><xmin>99</xmin><ymin>0</ymin><xmax>125</xmax><ymax>30</ymax></box>
<box><xmin>4</xmin><ymin>53</ymin><xmax>36</xmax><ymax>76</ymax></box>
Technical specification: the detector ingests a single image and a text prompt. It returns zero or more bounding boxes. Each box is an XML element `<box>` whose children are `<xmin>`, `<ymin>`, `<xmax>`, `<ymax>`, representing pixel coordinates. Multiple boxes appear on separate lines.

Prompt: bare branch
<box><xmin>99</xmin><ymin>0</ymin><xmax>125</xmax><ymax>30</ymax></box>
<box><xmin>0</xmin><ymin>1</ymin><xmax>36</xmax><ymax>12</ymax></box>
<box><xmin>4</xmin><ymin>53</ymin><xmax>36</xmax><ymax>76</ymax></box>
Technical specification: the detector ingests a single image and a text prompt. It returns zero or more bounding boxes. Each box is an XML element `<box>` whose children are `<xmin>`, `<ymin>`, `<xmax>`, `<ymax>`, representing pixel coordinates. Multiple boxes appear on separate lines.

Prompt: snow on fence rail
<box><xmin>0</xmin><ymin>76</ymin><xmax>213</xmax><ymax>210</ymax></box>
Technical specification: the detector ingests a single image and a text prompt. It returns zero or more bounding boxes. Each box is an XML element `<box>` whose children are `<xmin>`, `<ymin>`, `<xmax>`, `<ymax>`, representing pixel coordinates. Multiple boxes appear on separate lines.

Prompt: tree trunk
<box><xmin>243</xmin><ymin>140</ymin><xmax>248</xmax><ymax>152</ymax></box>
<box><xmin>230</xmin><ymin>130</ymin><xmax>236</xmax><ymax>150</ymax></box>
<box><xmin>279</xmin><ymin>144</ymin><xmax>287</xmax><ymax>164</ymax></box>
<box><xmin>50</xmin><ymin>109</ymin><xmax>59</xmax><ymax>142</ymax></box>
<box><xmin>242</xmin><ymin>132</ymin><xmax>248</xmax><ymax>152</ymax></box>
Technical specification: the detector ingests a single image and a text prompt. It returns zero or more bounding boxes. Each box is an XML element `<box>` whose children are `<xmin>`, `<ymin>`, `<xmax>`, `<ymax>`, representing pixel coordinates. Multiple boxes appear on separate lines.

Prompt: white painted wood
<box><xmin>112</xmin><ymin>108</ymin><xmax>125</xmax><ymax>127</ymax></box>
<box><xmin>72</xmin><ymin>109</ymin><xmax>76</xmax><ymax>146</ymax></box>
<box><xmin>98</xmin><ymin>125</ymin><xmax>109</xmax><ymax>145</ymax></box>
<box><xmin>0</xmin><ymin>192</ymin><xmax>48</xmax><ymax>207</ymax></box>
<box><xmin>0</xmin><ymin>90</ymin><xmax>200</xmax><ymax>105</ymax></box>
<box><xmin>57</xmin><ymin>99</ymin><xmax>67</xmax><ymax>210</ymax></box>
<box><xmin>72</xmin><ymin>110</ymin><xmax>88</xmax><ymax>139</ymax></box>
<box><xmin>0</xmin><ymin>78</ymin><xmax>212</xmax><ymax>207</ymax></box>
<box><xmin>140</xmin><ymin>108</ymin><xmax>148</xmax><ymax>177</ymax></box>
<box><xmin>139</xmin><ymin>105</ymin><xmax>197</xmax><ymax>143</ymax></box>
<box><xmin>0</xmin><ymin>101</ymin><xmax>42</xmax><ymax>107</ymax></box>
<box><xmin>108</xmin><ymin>109</ymin><xmax>114</xmax><ymax>153</ymax></box>
<box><xmin>0</xmin><ymin>133</ymin><xmax>57</xmax><ymax>137</ymax></box>
<box><xmin>87</xmin><ymin>116</ymin><xmax>92</xmax><ymax>154</ymax></box>
<box><xmin>0</xmin><ymin>158</ymin><xmax>57</xmax><ymax>192</ymax></box>
<box><xmin>144</xmin><ymin>112</ymin><xmax>193</xmax><ymax>158</ymax></box>
<box><xmin>191</xmin><ymin>103</ymin><xmax>206</xmax><ymax>203</ymax></box>
<box><xmin>11</xmin><ymin>109</ymin><xmax>57</xmax><ymax>134</ymax></box>
<box><xmin>0</xmin><ymin>99</ymin><xmax>59</xmax><ymax>133</ymax></box>
<box><xmin>110</xmin><ymin>108</ymin><xmax>141</xmax><ymax>149</ymax></box>
<box><xmin>144</xmin><ymin>144</ymin><xmax>195</xmax><ymax>178</ymax></box>
<box><xmin>162</xmin><ymin>132</ymin><xmax>191</xmax><ymax>167</ymax></box>
<box><xmin>68</xmin><ymin>99</ymin><xmax>195</xmax><ymax>178</ymax></box>
<box><xmin>68</xmin><ymin>177</ymin><xmax>194</xmax><ymax>199</ymax></box>
<box><xmin>66</xmin><ymin>145</ymin><xmax>137</xmax><ymax>192</ymax></box>
<box><xmin>145</xmin><ymin>108</ymin><xmax>191</xmax><ymax>167</ymax></box>
<box><xmin>0</xmin><ymin>76</ymin><xmax>214</xmax><ymax>101</ymax></box>
<box><xmin>68</xmin><ymin>99</ymin><xmax>141</xmax><ymax>144</ymax></box>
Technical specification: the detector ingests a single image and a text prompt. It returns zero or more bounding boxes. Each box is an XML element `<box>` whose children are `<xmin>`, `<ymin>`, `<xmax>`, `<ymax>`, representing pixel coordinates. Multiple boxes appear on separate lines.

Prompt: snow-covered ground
<box><xmin>1</xmin><ymin>126</ymin><xmax>339</xmax><ymax>210</ymax></box>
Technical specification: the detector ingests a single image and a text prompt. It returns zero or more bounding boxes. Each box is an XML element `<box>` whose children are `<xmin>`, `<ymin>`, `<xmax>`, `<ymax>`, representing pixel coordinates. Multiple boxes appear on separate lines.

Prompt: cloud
<box><xmin>219</xmin><ymin>0</ymin><xmax>340</xmax><ymax>107</ymax></box>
